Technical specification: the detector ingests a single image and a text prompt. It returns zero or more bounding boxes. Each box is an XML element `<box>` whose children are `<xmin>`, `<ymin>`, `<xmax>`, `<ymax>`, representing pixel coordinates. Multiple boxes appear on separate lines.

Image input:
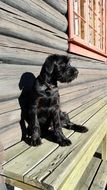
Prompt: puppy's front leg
<box><xmin>29</xmin><ymin>105</ymin><xmax>41</xmax><ymax>146</ymax></box>
<box><xmin>53</xmin><ymin>110</ymin><xmax>71</xmax><ymax>146</ymax></box>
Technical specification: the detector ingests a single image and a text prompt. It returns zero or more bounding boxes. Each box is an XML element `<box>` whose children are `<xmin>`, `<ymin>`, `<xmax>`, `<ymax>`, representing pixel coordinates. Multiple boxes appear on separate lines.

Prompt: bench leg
<box><xmin>6</xmin><ymin>184</ymin><xmax>14</xmax><ymax>190</ymax></box>
<box><xmin>102</xmin><ymin>134</ymin><xmax>107</xmax><ymax>160</ymax></box>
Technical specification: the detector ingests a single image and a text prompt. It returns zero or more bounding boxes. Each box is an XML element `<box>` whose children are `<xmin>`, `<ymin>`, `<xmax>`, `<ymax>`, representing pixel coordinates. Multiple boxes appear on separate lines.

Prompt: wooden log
<box><xmin>0</xmin><ymin>35</ymin><xmax>67</xmax><ymax>56</ymax></box>
<box><xmin>0</xmin><ymin>1</ymin><xmax>67</xmax><ymax>39</ymax></box>
<box><xmin>0</xmin><ymin>0</ymin><xmax>67</xmax><ymax>32</ymax></box>
<box><xmin>44</xmin><ymin>0</ymin><xmax>67</xmax><ymax>14</ymax></box>
<box><xmin>0</xmin><ymin>123</ymin><xmax>21</xmax><ymax>149</ymax></box>
<box><xmin>0</xmin><ymin>45</ymin><xmax>48</xmax><ymax>65</ymax></box>
<box><xmin>0</xmin><ymin>17</ymin><xmax>68</xmax><ymax>51</ymax></box>
<box><xmin>0</xmin><ymin>109</ymin><xmax>20</xmax><ymax>129</ymax></box>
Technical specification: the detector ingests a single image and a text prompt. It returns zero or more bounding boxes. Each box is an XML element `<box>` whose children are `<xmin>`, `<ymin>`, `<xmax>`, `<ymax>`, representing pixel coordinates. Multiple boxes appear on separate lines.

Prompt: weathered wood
<box><xmin>0</xmin><ymin>109</ymin><xmax>20</xmax><ymax>129</ymax></box>
<box><xmin>0</xmin><ymin>18</ymin><xmax>68</xmax><ymax>51</ymax></box>
<box><xmin>3</xmin><ymin>97</ymin><xmax>107</xmax><ymax>187</ymax></box>
<box><xmin>90</xmin><ymin>161</ymin><xmax>107</xmax><ymax>190</ymax></box>
<box><xmin>0</xmin><ymin>35</ymin><xmax>66</xmax><ymax>56</ymax></box>
<box><xmin>43</xmin><ymin>107</ymin><xmax>107</xmax><ymax>190</ymax></box>
<box><xmin>61</xmin><ymin>87</ymin><xmax>107</xmax><ymax>113</ymax></box>
<box><xmin>0</xmin><ymin>1</ymin><xmax>67</xmax><ymax>39</ymax></box>
<box><xmin>0</xmin><ymin>0</ymin><xmax>67</xmax><ymax>32</ymax></box>
<box><xmin>0</xmin><ymin>61</ymin><xmax>107</xmax><ymax>102</ymax></box>
<box><xmin>75</xmin><ymin>157</ymin><xmax>102</xmax><ymax>190</ymax></box>
<box><xmin>0</xmin><ymin>99</ymin><xmax>19</xmax><ymax>115</ymax></box>
<box><xmin>0</xmin><ymin>123</ymin><xmax>21</xmax><ymax>149</ymax></box>
<box><xmin>102</xmin><ymin>134</ymin><xmax>107</xmax><ymax>160</ymax></box>
<box><xmin>1</xmin><ymin>92</ymin><xmax>104</xmax><ymax>149</ymax></box>
<box><xmin>0</xmin><ymin>45</ymin><xmax>48</xmax><ymax>65</ymax></box>
<box><xmin>4</xmin><ymin>142</ymin><xmax>30</xmax><ymax>164</ymax></box>
<box><xmin>5</xmin><ymin>177</ymin><xmax>40</xmax><ymax>190</ymax></box>
<box><xmin>44</xmin><ymin>0</ymin><xmax>67</xmax><ymax>14</ymax></box>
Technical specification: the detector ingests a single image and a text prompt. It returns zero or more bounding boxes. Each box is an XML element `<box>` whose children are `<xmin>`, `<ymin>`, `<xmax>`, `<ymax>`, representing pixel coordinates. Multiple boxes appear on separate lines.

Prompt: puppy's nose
<box><xmin>74</xmin><ymin>69</ymin><xmax>79</xmax><ymax>75</ymax></box>
<box><xmin>75</xmin><ymin>70</ymin><xmax>79</xmax><ymax>75</ymax></box>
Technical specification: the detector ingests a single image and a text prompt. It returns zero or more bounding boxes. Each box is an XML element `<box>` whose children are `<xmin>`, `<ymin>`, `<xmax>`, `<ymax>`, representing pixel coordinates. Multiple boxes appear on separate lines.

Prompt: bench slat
<box><xmin>90</xmin><ymin>161</ymin><xmax>107</xmax><ymax>190</ymax></box>
<box><xmin>3</xmin><ymin>97</ymin><xmax>107</xmax><ymax>189</ymax></box>
<box><xmin>75</xmin><ymin>156</ymin><xmax>102</xmax><ymax>190</ymax></box>
<box><xmin>42</xmin><ymin>105</ymin><xmax>107</xmax><ymax>190</ymax></box>
<box><xmin>0</xmin><ymin>123</ymin><xmax>21</xmax><ymax>149</ymax></box>
<box><xmin>1</xmin><ymin>90</ymin><xmax>106</xmax><ymax>149</ymax></box>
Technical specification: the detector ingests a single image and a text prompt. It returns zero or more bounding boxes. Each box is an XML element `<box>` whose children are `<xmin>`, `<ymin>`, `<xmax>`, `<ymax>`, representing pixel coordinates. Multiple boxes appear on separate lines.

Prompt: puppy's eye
<box><xmin>61</xmin><ymin>65</ymin><xmax>66</xmax><ymax>70</ymax></box>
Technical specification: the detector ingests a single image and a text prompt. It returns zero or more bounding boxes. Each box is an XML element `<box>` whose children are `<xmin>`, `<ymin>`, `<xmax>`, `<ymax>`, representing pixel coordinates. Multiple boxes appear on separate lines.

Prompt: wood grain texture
<box><xmin>75</xmin><ymin>157</ymin><xmax>102</xmax><ymax>190</ymax></box>
<box><xmin>0</xmin><ymin>18</ymin><xmax>67</xmax><ymax>51</ymax></box>
<box><xmin>44</xmin><ymin>0</ymin><xmax>67</xmax><ymax>14</ymax></box>
<box><xmin>3</xmin><ymin>96</ymin><xmax>107</xmax><ymax>190</ymax></box>
<box><xmin>90</xmin><ymin>161</ymin><xmax>107</xmax><ymax>190</ymax></box>
<box><xmin>0</xmin><ymin>0</ymin><xmax>67</xmax><ymax>32</ymax></box>
<box><xmin>43</xmin><ymin>107</ymin><xmax>107</xmax><ymax>190</ymax></box>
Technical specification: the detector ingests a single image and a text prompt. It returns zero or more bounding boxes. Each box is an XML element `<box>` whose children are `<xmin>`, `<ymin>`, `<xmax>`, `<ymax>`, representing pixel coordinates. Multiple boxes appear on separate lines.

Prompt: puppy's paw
<box><xmin>59</xmin><ymin>138</ymin><xmax>72</xmax><ymax>146</ymax></box>
<box><xmin>31</xmin><ymin>138</ymin><xmax>42</xmax><ymax>146</ymax></box>
<box><xmin>21</xmin><ymin>135</ymin><xmax>27</xmax><ymax>142</ymax></box>
<box><xmin>79</xmin><ymin>125</ymin><xmax>88</xmax><ymax>133</ymax></box>
<box><xmin>68</xmin><ymin>123</ymin><xmax>88</xmax><ymax>133</ymax></box>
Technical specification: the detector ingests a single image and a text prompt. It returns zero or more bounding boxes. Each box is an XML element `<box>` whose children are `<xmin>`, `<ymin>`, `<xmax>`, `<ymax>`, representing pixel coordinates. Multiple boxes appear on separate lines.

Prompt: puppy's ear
<box><xmin>44</xmin><ymin>55</ymin><xmax>55</xmax><ymax>74</ymax></box>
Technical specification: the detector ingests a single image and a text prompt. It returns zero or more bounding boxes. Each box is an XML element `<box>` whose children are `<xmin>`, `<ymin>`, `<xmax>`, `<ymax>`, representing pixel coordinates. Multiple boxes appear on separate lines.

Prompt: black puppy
<box><xmin>19</xmin><ymin>54</ymin><xmax>88</xmax><ymax>146</ymax></box>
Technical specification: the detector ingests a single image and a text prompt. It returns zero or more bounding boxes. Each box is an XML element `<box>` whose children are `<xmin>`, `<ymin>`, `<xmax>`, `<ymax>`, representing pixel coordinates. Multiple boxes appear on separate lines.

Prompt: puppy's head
<box><xmin>40</xmin><ymin>54</ymin><xmax>79</xmax><ymax>83</ymax></box>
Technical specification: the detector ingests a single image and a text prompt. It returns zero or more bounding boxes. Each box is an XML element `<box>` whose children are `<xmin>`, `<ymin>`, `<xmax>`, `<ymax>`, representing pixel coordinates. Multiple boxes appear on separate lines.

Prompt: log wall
<box><xmin>0</xmin><ymin>0</ymin><xmax>68</xmax><ymax>65</ymax></box>
<box><xmin>0</xmin><ymin>0</ymin><xmax>107</xmax><ymax>149</ymax></box>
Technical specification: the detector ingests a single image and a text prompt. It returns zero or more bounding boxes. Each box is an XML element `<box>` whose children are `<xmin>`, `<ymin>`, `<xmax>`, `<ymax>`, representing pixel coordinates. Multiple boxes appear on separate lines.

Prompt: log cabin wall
<box><xmin>0</xmin><ymin>0</ymin><xmax>68</xmax><ymax>65</ymax></box>
<box><xmin>0</xmin><ymin>0</ymin><xmax>107</xmax><ymax>149</ymax></box>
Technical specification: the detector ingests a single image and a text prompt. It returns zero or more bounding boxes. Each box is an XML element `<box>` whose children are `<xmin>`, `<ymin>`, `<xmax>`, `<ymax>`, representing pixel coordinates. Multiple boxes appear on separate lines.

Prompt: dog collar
<box><xmin>38</xmin><ymin>76</ymin><xmax>56</xmax><ymax>90</ymax></box>
<box><xmin>45</xmin><ymin>82</ymin><xmax>55</xmax><ymax>90</ymax></box>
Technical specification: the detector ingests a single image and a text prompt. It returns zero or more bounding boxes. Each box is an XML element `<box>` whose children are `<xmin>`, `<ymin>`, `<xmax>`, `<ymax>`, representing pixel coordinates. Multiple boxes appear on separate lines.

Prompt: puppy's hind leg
<box><xmin>60</xmin><ymin>111</ymin><xmax>88</xmax><ymax>133</ymax></box>
<box><xmin>20</xmin><ymin>112</ymin><xmax>28</xmax><ymax>141</ymax></box>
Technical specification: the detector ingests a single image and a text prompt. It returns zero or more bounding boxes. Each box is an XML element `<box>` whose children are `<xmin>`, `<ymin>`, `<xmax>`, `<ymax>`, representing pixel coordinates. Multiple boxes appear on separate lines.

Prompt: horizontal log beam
<box><xmin>0</xmin><ymin>17</ymin><xmax>68</xmax><ymax>51</ymax></box>
<box><xmin>44</xmin><ymin>0</ymin><xmax>67</xmax><ymax>14</ymax></box>
<box><xmin>0</xmin><ymin>35</ymin><xmax>67</xmax><ymax>55</ymax></box>
<box><xmin>0</xmin><ymin>0</ymin><xmax>67</xmax><ymax>32</ymax></box>
<box><xmin>0</xmin><ymin>1</ymin><xmax>67</xmax><ymax>39</ymax></box>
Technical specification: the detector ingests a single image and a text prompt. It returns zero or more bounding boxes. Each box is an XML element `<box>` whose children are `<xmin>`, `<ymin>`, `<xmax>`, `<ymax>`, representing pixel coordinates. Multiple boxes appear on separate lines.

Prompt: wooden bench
<box><xmin>1</xmin><ymin>57</ymin><xmax>107</xmax><ymax>190</ymax></box>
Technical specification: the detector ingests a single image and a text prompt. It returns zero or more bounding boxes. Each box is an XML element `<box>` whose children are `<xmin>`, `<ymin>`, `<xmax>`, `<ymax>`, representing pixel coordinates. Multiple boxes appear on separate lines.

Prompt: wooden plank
<box><xmin>68</xmin><ymin>93</ymin><xmax>107</xmax><ymax>119</ymax></box>
<box><xmin>3</xmin><ymin>139</ymin><xmax>60</xmax><ymax>181</ymax></box>
<box><xmin>0</xmin><ymin>90</ymin><xmax>105</xmax><ymax>149</ymax></box>
<box><xmin>42</xmin><ymin>106</ymin><xmax>107</xmax><ymax>190</ymax></box>
<box><xmin>0</xmin><ymin>86</ymin><xmax>106</xmax><ymax>128</ymax></box>
<box><xmin>5</xmin><ymin>177</ymin><xmax>40</xmax><ymax>190</ymax></box>
<box><xmin>90</xmin><ymin>161</ymin><xmax>107</xmax><ymax>190</ymax></box>
<box><xmin>75</xmin><ymin>157</ymin><xmax>101</xmax><ymax>190</ymax></box>
<box><xmin>4</xmin><ymin>142</ymin><xmax>30</xmax><ymax>164</ymax></box>
<box><xmin>60</xmin><ymin>86</ymin><xmax>106</xmax><ymax>104</ymax></box>
<box><xmin>102</xmin><ymin>134</ymin><xmax>107</xmax><ymax>161</ymax></box>
<box><xmin>0</xmin><ymin>0</ymin><xmax>67</xmax><ymax>32</ymax></box>
<box><xmin>61</xmin><ymin>87</ymin><xmax>107</xmax><ymax>113</ymax></box>
<box><xmin>0</xmin><ymin>99</ymin><xmax>19</xmax><ymax>115</ymax></box>
<box><xmin>0</xmin><ymin>109</ymin><xmax>20</xmax><ymax>128</ymax></box>
<box><xmin>79</xmin><ymin>68</ymin><xmax>107</xmax><ymax>76</ymax></box>
<box><xmin>70</xmin><ymin>57</ymin><xmax>107</xmax><ymax>70</ymax></box>
<box><xmin>3</xmin><ymin>94</ymin><xmax>104</xmax><ymax>161</ymax></box>
<box><xmin>0</xmin><ymin>67</ymin><xmax>107</xmax><ymax>102</ymax></box>
<box><xmin>0</xmin><ymin>123</ymin><xmax>21</xmax><ymax>149</ymax></box>
<box><xmin>44</xmin><ymin>0</ymin><xmax>67</xmax><ymax>14</ymax></box>
<box><xmin>3</xmin><ymin>98</ymin><xmax>107</xmax><ymax>188</ymax></box>
<box><xmin>69</xmin><ymin>95</ymin><xmax>107</xmax><ymax>124</ymax></box>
